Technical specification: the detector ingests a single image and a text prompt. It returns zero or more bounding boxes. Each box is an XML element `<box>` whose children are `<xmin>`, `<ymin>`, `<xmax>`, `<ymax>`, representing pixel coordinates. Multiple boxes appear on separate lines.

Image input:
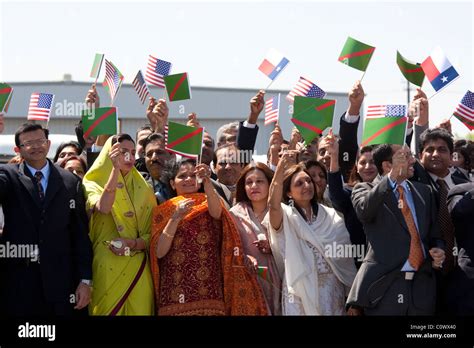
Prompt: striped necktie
<box><xmin>437</xmin><ymin>179</ymin><xmax>455</xmax><ymax>272</ymax></box>
<box><xmin>34</xmin><ymin>171</ymin><xmax>45</xmax><ymax>202</ymax></box>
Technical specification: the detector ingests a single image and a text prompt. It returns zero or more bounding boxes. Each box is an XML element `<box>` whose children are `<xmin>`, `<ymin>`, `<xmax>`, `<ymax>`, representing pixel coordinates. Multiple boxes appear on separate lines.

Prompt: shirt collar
<box><xmin>427</xmin><ymin>171</ymin><xmax>455</xmax><ymax>189</ymax></box>
<box><xmin>25</xmin><ymin>160</ymin><xmax>50</xmax><ymax>179</ymax></box>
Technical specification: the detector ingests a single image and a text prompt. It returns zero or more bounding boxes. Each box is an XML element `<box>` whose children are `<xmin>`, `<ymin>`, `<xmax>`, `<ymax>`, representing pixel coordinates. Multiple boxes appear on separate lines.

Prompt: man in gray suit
<box><xmin>347</xmin><ymin>144</ymin><xmax>445</xmax><ymax>315</ymax></box>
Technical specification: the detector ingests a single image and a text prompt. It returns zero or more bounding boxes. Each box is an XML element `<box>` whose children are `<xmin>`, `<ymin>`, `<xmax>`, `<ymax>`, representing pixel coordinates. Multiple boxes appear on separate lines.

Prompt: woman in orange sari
<box><xmin>150</xmin><ymin>158</ymin><xmax>267</xmax><ymax>315</ymax></box>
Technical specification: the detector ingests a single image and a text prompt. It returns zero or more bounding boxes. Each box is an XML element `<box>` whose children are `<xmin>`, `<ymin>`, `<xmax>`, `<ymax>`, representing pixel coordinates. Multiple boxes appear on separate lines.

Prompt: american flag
<box><xmin>145</xmin><ymin>55</ymin><xmax>172</xmax><ymax>88</ymax></box>
<box><xmin>287</xmin><ymin>76</ymin><xmax>326</xmax><ymax>103</ymax></box>
<box><xmin>102</xmin><ymin>59</ymin><xmax>124</xmax><ymax>102</ymax></box>
<box><xmin>265</xmin><ymin>94</ymin><xmax>280</xmax><ymax>125</ymax></box>
<box><xmin>132</xmin><ymin>70</ymin><xmax>150</xmax><ymax>104</ymax></box>
<box><xmin>453</xmin><ymin>91</ymin><xmax>474</xmax><ymax>130</ymax></box>
<box><xmin>27</xmin><ymin>93</ymin><xmax>54</xmax><ymax>121</ymax></box>
<box><xmin>366</xmin><ymin>104</ymin><xmax>407</xmax><ymax>118</ymax></box>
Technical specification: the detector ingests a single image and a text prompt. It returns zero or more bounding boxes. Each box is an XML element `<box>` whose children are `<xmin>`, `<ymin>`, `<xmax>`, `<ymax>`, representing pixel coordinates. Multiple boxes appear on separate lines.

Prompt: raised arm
<box><xmin>95</xmin><ymin>142</ymin><xmax>122</xmax><ymax>214</ymax></box>
<box><xmin>237</xmin><ymin>90</ymin><xmax>265</xmax><ymax>152</ymax></box>
<box><xmin>196</xmin><ymin>163</ymin><xmax>222</xmax><ymax>220</ymax></box>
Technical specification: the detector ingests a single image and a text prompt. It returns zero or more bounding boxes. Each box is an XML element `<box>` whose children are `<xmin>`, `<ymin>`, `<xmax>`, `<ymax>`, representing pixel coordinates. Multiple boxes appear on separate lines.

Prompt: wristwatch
<box><xmin>81</xmin><ymin>279</ymin><xmax>93</xmax><ymax>286</ymax></box>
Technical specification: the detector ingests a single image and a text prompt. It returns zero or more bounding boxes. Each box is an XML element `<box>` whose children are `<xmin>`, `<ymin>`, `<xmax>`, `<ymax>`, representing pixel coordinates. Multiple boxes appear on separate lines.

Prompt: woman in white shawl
<box><xmin>266</xmin><ymin>151</ymin><xmax>357</xmax><ymax>315</ymax></box>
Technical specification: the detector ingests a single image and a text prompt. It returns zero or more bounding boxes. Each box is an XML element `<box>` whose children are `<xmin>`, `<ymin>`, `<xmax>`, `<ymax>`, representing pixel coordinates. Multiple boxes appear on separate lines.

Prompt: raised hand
<box><xmin>348</xmin><ymin>80</ymin><xmax>364</xmax><ymax>115</ymax></box>
<box><xmin>85</xmin><ymin>83</ymin><xmax>100</xmax><ymax>108</ymax></box>
<box><xmin>248</xmin><ymin>90</ymin><xmax>265</xmax><ymax>124</ymax></box>
<box><xmin>109</xmin><ymin>142</ymin><xmax>124</xmax><ymax>169</ymax></box>
<box><xmin>186</xmin><ymin>112</ymin><xmax>201</xmax><ymax>128</ymax></box>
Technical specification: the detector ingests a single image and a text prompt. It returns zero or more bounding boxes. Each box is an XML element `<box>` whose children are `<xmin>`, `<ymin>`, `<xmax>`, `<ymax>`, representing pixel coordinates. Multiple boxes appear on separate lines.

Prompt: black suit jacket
<box><xmin>0</xmin><ymin>161</ymin><xmax>92</xmax><ymax>308</ymax></box>
<box><xmin>447</xmin><ymin>183</ymin><xmax>474</xmax><ymax>314</ymax></box>
<box><xmin>237</xmin><ymin>121</ymin><xmax>258</xmax><ymax>155</ymax></box>
<box><xmin>338</xmin><ymin>112</ymin><xmax>360</xmax><ymax>182</ymax></box>
<box><xmin>347</xmin><ymin>176</ymin><xmax>442</xmax><ymax>314</ymax></box>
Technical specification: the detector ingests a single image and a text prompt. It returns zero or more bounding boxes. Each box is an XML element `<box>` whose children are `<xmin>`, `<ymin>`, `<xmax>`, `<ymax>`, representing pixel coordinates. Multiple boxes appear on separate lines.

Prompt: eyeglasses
<box><xmin>19</xmin><ymin>139</ymin><xmax>48</xmax><ymax>148</ymax></box>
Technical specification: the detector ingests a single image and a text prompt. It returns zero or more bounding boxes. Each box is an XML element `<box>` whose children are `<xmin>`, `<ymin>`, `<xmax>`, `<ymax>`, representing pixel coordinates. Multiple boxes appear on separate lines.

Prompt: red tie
<box><xmin>397</xmin><ymin>186</ymin><xmax>424</xmax><ymax>271</ymax></box>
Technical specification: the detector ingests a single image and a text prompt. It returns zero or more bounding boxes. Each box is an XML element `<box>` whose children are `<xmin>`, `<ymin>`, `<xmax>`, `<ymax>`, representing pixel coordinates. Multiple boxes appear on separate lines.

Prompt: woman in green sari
<box><xmin>83</xmin><ymin>134</ymin><xmax>156</xmax><ymax>315</ymax></box>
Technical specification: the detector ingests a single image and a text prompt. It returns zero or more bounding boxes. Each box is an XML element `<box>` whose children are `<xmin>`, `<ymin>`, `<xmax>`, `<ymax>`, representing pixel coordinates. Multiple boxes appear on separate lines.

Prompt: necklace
<box><xmin>254</xmin><ymin>207</ymin><xmax>268</xmax><ymax>221</ymax></box>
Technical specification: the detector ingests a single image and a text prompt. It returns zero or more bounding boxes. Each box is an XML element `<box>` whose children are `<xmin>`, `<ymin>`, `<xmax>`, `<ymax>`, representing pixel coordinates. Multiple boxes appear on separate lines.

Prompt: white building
<box><xmin>3</xmin><ymin>76</ymin><xmax>349</xmax><ymax>157</ymax></box>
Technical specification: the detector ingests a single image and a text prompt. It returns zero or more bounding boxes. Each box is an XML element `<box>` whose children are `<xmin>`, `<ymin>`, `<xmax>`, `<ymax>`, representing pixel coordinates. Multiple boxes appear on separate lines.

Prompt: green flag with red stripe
<box><xmin>292</xmin><ymin>96</ymin><xmax>335</xmax><ymax>145</ymax></box>
<box><xmin>0</xmin><ymin>83</ymin><xmax>13</xmax><ymax>113</ymax></box>
<box><xmin>257</xmin><ymin>266</ymin><xmax>268</xmax><ymax>280</ymax></box>
<box><xmin>165</xmin><ymin>121</ymin><xmax>203</xmax><ymax>158</ymax></box>
<box><xmin>338</xmin><ymin>36</ymin><xmax>375</xmax><ymax>72</ymax></box>
<box><xmin>361</xmin><ymin>105</ymin><xmax>408</xmax><ymax>147</ymax></box>
<box><xmin>164</xmin><ymin>73</ymin><xmax>191</xmax><ymax>102</ymax></box>
<box><xmin>81</xmin><ymin>107</ymin><xmax>117</xmax><ymax>137</ymax></box>
<box><xmin>396</xmin><ymin>51</ymin><xmax>425</xmax><ymax>87</ymax></box>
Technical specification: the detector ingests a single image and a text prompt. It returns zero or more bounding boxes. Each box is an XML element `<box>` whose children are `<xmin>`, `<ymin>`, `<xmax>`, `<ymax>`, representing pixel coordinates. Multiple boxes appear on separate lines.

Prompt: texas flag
<box><xmin>258</xmin><ymin>48</ymin><xmax>289</xmax><ymax>80</ymax></box>
<box><xmin>421</xmin><ymin>47</ymin><xmax>459</xmax><ymax>92</ymax></box>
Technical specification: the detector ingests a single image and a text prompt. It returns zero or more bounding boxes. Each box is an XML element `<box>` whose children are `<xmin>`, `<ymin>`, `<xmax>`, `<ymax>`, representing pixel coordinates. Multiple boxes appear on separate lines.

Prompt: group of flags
<box><xmin>0</xmin><ymin>37</ymin><xmax>471</xmax><ymax>161</ymax></box>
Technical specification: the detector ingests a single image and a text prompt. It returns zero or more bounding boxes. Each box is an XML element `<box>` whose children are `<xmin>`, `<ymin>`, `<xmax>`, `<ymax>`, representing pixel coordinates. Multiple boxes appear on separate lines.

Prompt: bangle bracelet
<box><xmin>104</xmin><ymin>186</ymin><xmax>116</xmax><ymax>193</ymax></box>
<box><xmin>162</xmin><ymin>231</ymin><xmax>175</xmax><ymax>239</ymax></box>
<box><xmin>130</xmin><ymin>238</ymin><xmax>138</xmax><ymax>250</ymax></box>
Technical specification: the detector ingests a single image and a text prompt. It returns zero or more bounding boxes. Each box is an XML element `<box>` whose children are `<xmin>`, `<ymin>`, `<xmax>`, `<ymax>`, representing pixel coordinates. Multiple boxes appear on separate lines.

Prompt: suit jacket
<box><xmin>338</xmin><ymin>112</ymin><xmax>359</xmax><ymax>182</ymax></box>
<box><xmin>237</xmin><ymin>121</ymin><xmax>258</xmax><ymax>154</ymax></box>
<box><xmin>447</xmin><ymin>183</ymin><xmax>474</xmax><ymax>314</ymax></box>
<box><xmin>0</xmin><ymin>161</ymin><xmax>92</xmax><ymax>309</ymax></box>
<box><xmin>347</xmin><ymin>175</ymin><xmax>442</xmax><ymax>313</ymax></box>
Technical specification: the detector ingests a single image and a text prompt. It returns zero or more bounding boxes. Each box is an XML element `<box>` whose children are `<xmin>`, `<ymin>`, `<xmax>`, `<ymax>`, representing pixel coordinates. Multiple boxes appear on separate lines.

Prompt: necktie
<box><xmin>397</xmin><ymin>186</ymin><xmax>424</xmax><ymax>271</ymax></box>
<box><xmin>437</xmin><ymin>179</ymin><xmax>455</xmax><ymax>272</ymax></box>
<box><xmin>34</xmin><ymin>171</ymin><xmax>45</xmax><ymax>202</ymax></box>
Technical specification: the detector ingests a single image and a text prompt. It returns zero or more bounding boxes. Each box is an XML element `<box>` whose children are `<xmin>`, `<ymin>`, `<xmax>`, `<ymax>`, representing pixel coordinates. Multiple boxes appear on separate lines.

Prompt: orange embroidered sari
<box><xmin>150</xmin><ymin>193</ymin><xmax>268</xmax><ymax>316</ymax></box>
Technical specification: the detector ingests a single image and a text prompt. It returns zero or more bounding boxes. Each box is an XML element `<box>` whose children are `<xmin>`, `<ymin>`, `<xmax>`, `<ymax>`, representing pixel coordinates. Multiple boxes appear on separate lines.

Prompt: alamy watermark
<box><xmin>0</xmin><ymin>242</ymin><xmax>40</xmax><ymax>262</ymax></box>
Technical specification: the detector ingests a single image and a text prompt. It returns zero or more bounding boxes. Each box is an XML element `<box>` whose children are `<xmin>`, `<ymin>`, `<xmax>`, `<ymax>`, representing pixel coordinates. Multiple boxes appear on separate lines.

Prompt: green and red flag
<box><xmin>90</xmin><ymin>53</ymin><xmax>104</xmax><ymax>80</ymax></box>
<box><xmin>338</xmin><ymin>36</ymin><xmax>375</xmax><ymax>72</ymax></box>
<box><xmin>0</xmin><ymin>83</ymin><xmax>13</xmax><ymax>113</ymax></box>
<box><xmin>164</xmin><ymin>73</ymin><xmax>191</xmax><ymax>102</ymax></box>
<box><xmin>396</xmin><ymin>51</ymin><xmax>425</xmax><ymax>87</ymax></box>
<box><xmin>257</xmin><ymin>266</ymin><xmax>268</xmax><ymax>280</ymax></box>
<box><xmin>165</xmin><ymin>121</ymin><xmax>203</xmax><ymax>158</ymax></box>
<box><xmin>291</xmin><ymin>96</ymin><xmax>335</xmax><ymax>145</ymax></box>
<box><xmin>81</xmin><ymin>107</ymin><xmax>118</xmax><ymax>138</ymax></box>
<box><xmin>361</xmin><ymin>105</ymin><xmax>408</xmax><ymax>147</ymax></box>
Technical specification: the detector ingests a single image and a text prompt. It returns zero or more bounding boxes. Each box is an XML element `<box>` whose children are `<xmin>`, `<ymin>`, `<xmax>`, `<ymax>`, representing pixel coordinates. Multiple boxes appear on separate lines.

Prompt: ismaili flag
<box><xmin>132</xmin><ymin>70</ymin><xmax>150</xmax><ymax>104</ymax></box>
<box><xmin>165</xmin><ymin>121</ymin><xmax>203</xmax><ymax>158</ymax></box>
<box><xmin>338</xmin><ymin>37</ymin><xmax>375</xmax><ymax>72</ymax></box>
<box><xmin>164</xmin><ymin>73</ymin><xmax>191</xmax><ymax>102</ymax></box>
<box><xmin>421</xmin><ymin>47</ymin><xmax>459</xmax><ymax>93</ymax></box>
<box><xmin>145</xmin><ymin>55</ymin><xmax>172</xmax><ymax>88</ymax></box>
<box><xmin>81</xmin><ymin>107</ymin><xmax>118</xmax><ymax>137</ymax></box>
<box><xmin>27</xmin><ymin>93</ymin><xmax>54</xmax><ymax>121</ymax></box>
<box><xmin>90</xmin><ymin>53</ymin><xmax>104</xmax><ymax>79</ymax></box>
<box><xmin>361</xmin><ymin>105</ymin><xmax>408</xmax><ymax>147</ymax></box>
<box><xmin>291</xmin><ymin>96</ymin><xmax>335</xmax><ymax>145</ymax></box>
<box><xmin>287</xmin><ymin>76</ymin><xmax>326</xmax><ymax>103</ymax></box>
<box><xmin>0</xmin><ymin>83</ymin><xmax>13</xmax><ymax>113</ymax></box>
<box><xmin>258</xmin><ymin>48</ymin><xmax>289</xmax><ymax>80</ymax></box>
<box><xmin>257</xmin><ymin>266</ymin><xmax>269</xmax><ymax>281</ymax></box>
<box><xmin>265</xmin><ymin>94</ymin><xmax>280</xmax><ymax>125</ymax></box>
<box><xmin>102</xmin><ymin>59</ymin><xmax>124</xmax><ymax>102</ymax></box>
<box><xmin>453</xmin><ymin>90</ymin><xmax>474</xmax><ymax>131</ymax></box>
<box><xmin>396</xmin><ymin>51</ymin><xmax>425</xmax><ymax>87</ymax></box>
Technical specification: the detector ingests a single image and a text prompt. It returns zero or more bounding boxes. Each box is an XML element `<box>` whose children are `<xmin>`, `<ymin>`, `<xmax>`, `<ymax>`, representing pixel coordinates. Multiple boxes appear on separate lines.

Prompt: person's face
<box><xmin>307</xmin><ymin>165</ymin><xmax>326</xmax><ymax>200</ymax></box>
<box><xmin>389</xmin><ymin>145</ymin><xmax>416</xmax><ymax>178</ymax></box>
<box><xmin>83</xmin><ymin>134</ymin><xmax>97</xmax><ymax>149</ymax></box>
<box><xmin>64</xmin><ymin>159</ymin><xmax>85</xmax><ymax>178</ymax></box>
<box><xmin>201</xmin><ymin>132</ymin><xmax>214</xmax><ymax>166</ymax></box>
<box><xmin>420</xmin><ymin>139</ymin><xmax>452</xmax><ymax>177</ymax></box>
<box><xmin>316</xmin><ymin>143</ymin><xmax>331</xmax><ymax>170</ymax></box>
<box><xmin>288</xmin><ymin>171</ymin><xmax>314</xmax><ymax>204</ymax></box>
<box><xmin>118</xmin><ymin>140</ymin><xmax>136</xmax><ymax>175</ymax></box>
<box><xmin>357</xmin><ymin>151</ymin><xmax>377</xmax><ymax>183</ymax></box>
<box><xmin>217</xmin><ymin>128</ymin><xmax>238</xmax><ymax>147</ymax></box>
<box><xmin>244</xmin><ymin>169</ymin><xmax>270</xmax><ymax>204</ymax></box>
<box><xmin>215</xmin><ymin>148</ymin><xmax>243</xmax><ymax>186</ymax></box>
<box><xmin>145</xmin><ymin>140</ymin><xmax>172</xmax><ymax>180</ymax></box>
<box><xmin>15</xmin><ymin>129</ymin><xmax>51</xmax><ymax>165</ymax></box>
<box><xmin>300</xmin><ymin>138</ymin><xmax>319</xmax><ymax>163</ymax></box>
<box><xmin>171</xmin><ymin>163</ymin><xmax>199</xmax><ymax>195</ymax></box>
<box><xmin>452</xmin><ymin>151</ymin><xmax>465</xmax><ymax>169</ymax></box>
<box><xmin>136</xmin><ymin>129</ymin><xmax>152</xmax><ymax>158</ymax></box>
<box><xmin>57</xmin><ymin>146</ymin><xmax>79</xmax><ymax>165</ymax></box>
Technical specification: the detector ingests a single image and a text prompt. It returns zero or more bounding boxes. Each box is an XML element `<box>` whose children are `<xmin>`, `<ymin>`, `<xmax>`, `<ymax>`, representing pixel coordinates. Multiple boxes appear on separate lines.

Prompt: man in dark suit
<box><xmin>347</xmin><ymin>144</ymin><xmax>445</xmax><ymax>315</ymax></box>
<box><xmin>446</xmin><ymin>183</ymin><xmax>474</xmax><ymax>315</ymax></box>
<box><xmin>0</xmin><ymin>123</ymin><xmax>93</xmax><ymax>316</ymax></box>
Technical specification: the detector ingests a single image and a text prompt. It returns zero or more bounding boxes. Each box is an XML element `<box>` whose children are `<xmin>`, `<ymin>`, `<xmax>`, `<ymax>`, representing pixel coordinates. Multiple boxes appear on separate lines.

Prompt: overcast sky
<box><xmin>0</xmin><ymin>0</ymin><xmax>472</xmax><ymax>136</ymax></box>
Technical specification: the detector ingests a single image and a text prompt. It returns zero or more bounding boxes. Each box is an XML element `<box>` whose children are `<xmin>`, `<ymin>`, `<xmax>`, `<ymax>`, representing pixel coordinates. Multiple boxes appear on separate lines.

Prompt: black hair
<box><xmin>372</xmin><ymin>144</ymin><xmax>394</xmax><ymax>175</ymax></box>
<box><xmin>53</xmin><ymin>141</ymin><xmax>82</xmax><ymax>162</ymax></box>
<box><xmin>162</xmin><ymin>158</ymin><xmax>204</xmax><ymax>196</ymax></box>
<box><xmin>135</xmin><ymin>125</ymin><xmax>153</xmax><ymax>141</ymax></box>
<box><xmin>14</xmin><ymin>123</ymin><xmax>49</xmax><ymax>147</ymax></box>
<box><xmin>111</xmin><ymin>133</ymin><xmax>135</xmax><ymax>146</ymax></box>
<box><xmin>142</xmin><ymin>132</ymin><xmax>165</xmax><ymax>151</ymax></box>
<box><xmin>419</xmin><ymin>128</ymin><xmax>454</xmax><ymax>155</ymax></box>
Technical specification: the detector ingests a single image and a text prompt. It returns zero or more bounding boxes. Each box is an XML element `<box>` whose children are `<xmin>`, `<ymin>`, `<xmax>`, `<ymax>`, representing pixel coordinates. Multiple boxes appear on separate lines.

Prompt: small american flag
<box><xmin>132</xmin><ymin>70</ymin><xmax>150</xmax><ymax>104</ymax></box>
<box><xmin>453</xmin><ymin>91</ymin><xmax>474</xmax><ymax>130</ymax></box>
<box><xmin>164</xmin><ymin>124</ymin><xmax>169</xmax><ymax>143</ymax></box>
<box><xmin>366</xmin><ymin>105</ymin><xmax>407</xmax><ymax>118</ymax></box>
<box><xmin>265</xmin><ymin>94</ymin><xmax>280</xmax><ymax>125</ymax></box>
<box><xmin>145</xmin><ymin>55</ymin><xmax>172</xmax><ymax>88</ymax></box>
<box><xmin>27</xmin><ymin>93</ymin><xmax>54</xmax><ymax>121</ymax></box>
<box><xmin>287</xmin><ymin>76</ymin><xmax>326</xmax><ymax>103</ymax></box>
<box><xmin>102</xmin><ymin>59</ymin><xmax>124</xmax><ymax>102</ymax></box>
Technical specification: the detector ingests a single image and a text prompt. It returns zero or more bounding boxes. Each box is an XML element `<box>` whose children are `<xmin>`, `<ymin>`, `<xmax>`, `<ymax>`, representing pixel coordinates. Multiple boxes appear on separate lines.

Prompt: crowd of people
<box><xmin>0</xmin><ymin>80</ymin><xmax>473</xmax><ymax>316</ymax></box>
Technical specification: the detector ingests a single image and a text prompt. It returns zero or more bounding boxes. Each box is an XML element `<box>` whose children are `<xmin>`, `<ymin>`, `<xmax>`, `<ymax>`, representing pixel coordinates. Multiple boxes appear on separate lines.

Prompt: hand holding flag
<box><xmin>146</xmin><ymin>97</ymin><xmax>168</xmax><ymax>134</ymax></box>
<box><xmin>85</xmin><ymin>84</ymin><xmax>100</xmax><ymax>109</ymax></box>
